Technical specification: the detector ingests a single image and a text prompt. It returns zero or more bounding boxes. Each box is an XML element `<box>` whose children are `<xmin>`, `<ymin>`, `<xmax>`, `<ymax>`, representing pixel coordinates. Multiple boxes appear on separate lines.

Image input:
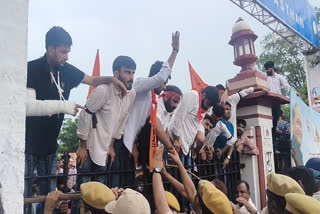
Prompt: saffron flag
<box><xmin>188</xmin><ymin>61</ymin><xmax>208</xmax><ymax>120</ymax></box>
<box><xmin>149</xmin><ymin>90</ymin><xmax>158</xmax><ymax>171</ymax></box>
<box><xmin>87</xmin><ymin>49</ymin><xmax>100</xmax><ymax>99</ymax></box>
<box><xmin>189</xmin><ymin>61</ymin><xmax>208</xmax><ymax>91</ymax></box>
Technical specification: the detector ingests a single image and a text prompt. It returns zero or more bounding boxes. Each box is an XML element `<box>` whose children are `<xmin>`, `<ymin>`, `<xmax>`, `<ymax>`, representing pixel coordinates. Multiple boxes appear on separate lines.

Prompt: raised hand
<box><xmin>171</xmin><ymin>31</ymin><xmax>180</xmax><ymax>53</ymax></box>
<box><xmin>44</xmin><ymin>191</ymin><xmax>62</xmax><ymax>214</ymax></box>
<box><xmin>152</xmin><ymin>144</ymin><xmax>164</xmax><ymax>171</ymax></box>
<box><xmin>168</xmin><ymin>146</ymin><xmax>181</xmax><ymax>164</ymax></box>
<box><xmin>173</xmin><ymin>140</ymin><xmax>181</xmax><ymax>154</ymax></box>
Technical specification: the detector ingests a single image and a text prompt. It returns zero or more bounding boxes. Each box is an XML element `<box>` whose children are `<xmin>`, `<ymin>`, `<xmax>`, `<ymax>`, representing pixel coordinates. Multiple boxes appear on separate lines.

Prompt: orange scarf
<box><xmin>149</xmin><ymin>90</ymin><xmax>158</xmax><ymax>171</ymax></box>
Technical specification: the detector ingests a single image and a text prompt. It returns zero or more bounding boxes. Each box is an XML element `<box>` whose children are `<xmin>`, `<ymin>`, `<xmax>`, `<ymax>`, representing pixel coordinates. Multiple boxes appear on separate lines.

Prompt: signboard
<box><xmin>305</xmin><ymin>52</ymin><xmax>320</xmax><ymax>113</ymax></box>
<box><xmin>256</xmin><ymin>0</ymin><xmax>319</xmax><ymax>48</ymax></box>
<box><xmin>290</xmin><ymin>89</ymin><xmax>320</xmax><ymax>165</ymax></box>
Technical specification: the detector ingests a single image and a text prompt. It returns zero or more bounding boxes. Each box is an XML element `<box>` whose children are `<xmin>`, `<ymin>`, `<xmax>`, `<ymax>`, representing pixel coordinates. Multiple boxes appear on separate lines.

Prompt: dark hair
<box><xmin>266</xmin><ymin>190</ymin><xmax>286</xmax><ymax>213</ymax></box>
<box><xmin>149</xmin><ymin>61</ymin><xmax>164</xmax><ymax>77</ymax></box>
<box><xmin>198</xmin><ymin>194</ymin><xmax>213</xmax><ymax>214</ymax></box>
<box><xmin>225</xmin><ymin>102</ymin><xmax>232</xmax><ymax>108</ymax></box>
<box><xmin>212</xmin><ymin>179</ymin><xmax>228</xmax><ymax>196</ymax></box>
<box><xmin>264</xmin><ymin>61</ymin><xmax>274</xmax><ymax>69</ymax></box>
<box><xmin>285</xmin><ymin>166</ymin><xmax>315</xmax><ymax>196</ymax></box>
<box><xmin>279</xmin><ymin>110</ymin><xmax>283</xmax><ymax>117</ymax></box>
<box><xmin>211</xmin><ymin>104</ymin><xmax>225</xmax><ymax>118</ymax></box>
<box><xmin>202</xmin><ymin>86</ymin><xmax>219</xmax><ymax>106</ymax></box>
<box><xmin>236</xmin><ymin>180</ymin><xmax>250</xmax><ymax>192</ymax></box>
<box><xmin>216</xmin><ymin>84</ymin><xmax>226</xmax><ymax>91</ymax></box>
<box><xmin>165</xmin><ymin>85</ymin><xmax>182</xmax><ymax>96</ymax></box>
<box><xmin>237</xmin><ymin>118</ymin><xmax>247</xmax><ymax>128</ymax></box>
<box><xmin>204</xmin><ymin>114</ymin><xmax>215</xmax><ymax>125</ymax></box>
<box><xmin>45</xmin><ymin>26</ymin><xmax>72</xmax><ymax>49</ymax></box>
<box><xmin>112</xmin><ymin>56</ymin><xmax>136</xmax><ymax>72</ymax></box>
<box><xmin>82</xmin><ymin>199</ymin><xmax>107</xmax><ymax>214</ymax></box>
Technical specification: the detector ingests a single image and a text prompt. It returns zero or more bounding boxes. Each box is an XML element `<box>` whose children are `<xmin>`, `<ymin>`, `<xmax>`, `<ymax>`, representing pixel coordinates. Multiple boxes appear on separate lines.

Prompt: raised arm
<box><xmin>152</xmin><ymin>145</ymin><xmax>172</xmax><ymax>214</ymax></box>
<box><xmin>82</xmin><ymin>75</ymin><xmax>127</xmax><ymax>96</ymax></box>
<box><xmin>168</xmin><ymin>148</ymin><xmax>197</xmax><ymax>206</ymax></box>
<box><xmin>133</xmin><ymin>31</ymin><xmax>180</xmax><ymax>94</ymax></box>
<box><xmin>162</xmin><ymin>162</ymin><xmax>188</xmax><ymax>199</ymax></box>
<box><xmin>167</xmin><ymin>31</ymin><xmax>180</xmax><ymax>69</ymax></box>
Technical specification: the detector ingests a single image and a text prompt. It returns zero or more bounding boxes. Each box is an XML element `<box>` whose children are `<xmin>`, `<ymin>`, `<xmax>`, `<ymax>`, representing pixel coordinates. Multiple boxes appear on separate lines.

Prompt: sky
<box><xmin>27</xmin><ymin>0</ymin><xmax>320</xmax><ymax>106</ymax></box>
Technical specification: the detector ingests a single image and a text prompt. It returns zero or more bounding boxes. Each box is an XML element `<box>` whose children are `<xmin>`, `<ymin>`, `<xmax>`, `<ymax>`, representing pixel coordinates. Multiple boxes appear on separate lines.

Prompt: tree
<box><xmin>257</xmin><ymin>7</ymin><xmax>320</xmax><ymax>94</ymax></box>
<box><xmin>58</xmin><ymin>118</ymin><xmax>79</xmax><ymax>154</ymax></box>
<box><xmin>256</xmin><ymin>34</ymin><xmax>305</xmax><ymax>91</ymax></box>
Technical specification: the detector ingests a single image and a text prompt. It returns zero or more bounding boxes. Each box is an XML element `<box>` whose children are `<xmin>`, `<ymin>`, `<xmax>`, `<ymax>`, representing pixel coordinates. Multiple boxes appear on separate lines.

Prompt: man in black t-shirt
<box><xmin>25</xmin><ymin>26</ymin><xmax>127</xmax><ymax>199</ymax></box>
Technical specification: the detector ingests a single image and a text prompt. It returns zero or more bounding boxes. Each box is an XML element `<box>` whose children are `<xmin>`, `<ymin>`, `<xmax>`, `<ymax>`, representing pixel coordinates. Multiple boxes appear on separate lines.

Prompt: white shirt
<box><xmin>123</xmin><ymin>61</ymin><xmax>172</xmax><ymax>152</ymax></box>
<box><xmin>313</xmin><ymin>191</ymin><xmax>320</xmax><ymax>201</ymax></box>
<box><xmin>168</xmin><ymin>90</ymin><xmax>204</xmax><ymax>155</ymax></box>
<box><xmin>156</xmin><ymin>96</ymin><xmax>172</xmax><ymax>131</ymax></box>
<box><xmin>205</xmin><ymin>120</ymin><xmax>236</xmax><ymax>146</ymax></box>
<box><xmin>267</xmin><ymin>73</ymin><xmax>290</xmax><ymax>95</ymax></box>
<box><xmin>239</xmin><ymin>198</ymin><xmax>258</xmax><ymax>214</ymax></box>
<box><xmin>77</xmin><ymin>84</ymin><xmax>136</xmax><ymax>166</ymax></box>
<box><xmin>227</xmin><ymin>87</ymin><xmax>254</xmax><ymax>138</ymax></box>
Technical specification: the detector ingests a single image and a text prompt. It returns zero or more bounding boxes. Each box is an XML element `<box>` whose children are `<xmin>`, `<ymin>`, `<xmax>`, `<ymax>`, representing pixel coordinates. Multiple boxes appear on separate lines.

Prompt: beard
<box><xmin>164</xmin><ymin>98</ymin><xmax>174</xmax><ymax>113</ymax></box>
<box><xmin>201</xmin><ymin>99</ymin><xmax>208</xmax><ymax>110</ymax></box>
<box><xmin>237</xmin><ymin>130</ymin><xmax>243</xmax><ymax>137</ymax></box>
<box><xmin>154</xmin><ymin>87</ymin><xmax>162</xmax><ymax>95</ymax></box>
<box><xmin>119</xmin><ymin>75</ymin><xmax>133</xmax><ymax>90</ymax></box>
<box><xmin>224</xmin><ymin>114</ymin><xmax>231</xmax><ymax>121</ymax></box>
<box><xmin>267</xmin><ymin>71</ymin><xmax>273</xmax><ymax>76</ymax></box>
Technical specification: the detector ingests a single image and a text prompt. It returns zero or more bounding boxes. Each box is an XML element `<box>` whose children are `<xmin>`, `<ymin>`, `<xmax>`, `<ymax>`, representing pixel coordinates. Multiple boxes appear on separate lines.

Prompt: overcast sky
<box><xmin>27</xmin><ymin>0</ymin><xmax>320</xmax><ymax>105</ymax></box>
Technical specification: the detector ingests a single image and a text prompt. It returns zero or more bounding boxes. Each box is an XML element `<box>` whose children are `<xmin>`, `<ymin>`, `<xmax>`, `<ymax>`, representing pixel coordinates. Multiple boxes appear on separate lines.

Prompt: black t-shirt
<box><xmin>26</xmin><ymin>55</ymin><xmax>85</xmax><ymax>155</ymax></box>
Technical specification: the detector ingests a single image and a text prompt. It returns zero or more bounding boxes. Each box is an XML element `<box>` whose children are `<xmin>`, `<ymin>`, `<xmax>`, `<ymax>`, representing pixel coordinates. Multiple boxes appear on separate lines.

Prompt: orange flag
<box><xmin>189</xmin><ymin>61</ymin><xmax>208</xmax><ymax>91</ymax></box>
<box><xmin>149</xmin><ymin>90</ymin><xmax>158</xmax><ymax>171</ymax></box>
<box><xmin>188</xmin><ymin>61</ymin><xmax>208</xmax><ymax>120</ymax></box>
<box><xmin>87</xmin><ymin>49</ymin><xmax>100</xmax><ymax>99</ymax></box>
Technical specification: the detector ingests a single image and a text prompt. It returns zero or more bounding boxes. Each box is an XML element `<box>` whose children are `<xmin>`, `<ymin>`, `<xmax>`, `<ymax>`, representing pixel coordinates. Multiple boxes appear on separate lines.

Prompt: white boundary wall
<box><xmin>0</xmin><ymin>0</ymin><xmax>29</xmax><ymax>213</ymax></box>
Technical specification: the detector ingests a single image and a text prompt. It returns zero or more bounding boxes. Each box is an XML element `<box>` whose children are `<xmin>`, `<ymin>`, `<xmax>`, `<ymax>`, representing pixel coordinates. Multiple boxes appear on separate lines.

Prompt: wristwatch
<box><xmin>152</xmin><ymin>167</ymin><xmax>161</xmax><ymax>174</ymax></box>
<box><xmin>227</xmin><ymin>155</ymin><xmax>231</xmax><ymax>160</ymax></box>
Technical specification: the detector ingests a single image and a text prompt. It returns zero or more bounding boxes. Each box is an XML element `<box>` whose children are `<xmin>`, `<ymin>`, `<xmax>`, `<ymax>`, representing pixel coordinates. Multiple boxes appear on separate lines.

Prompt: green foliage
<box><xmin>300</xmin><ymin>81</ymin><xmax>309</xmax><ymax>104</ymax></box>
<box><xmin>281</xmin><ymin>104</ymin><xmax>290</xmax><ymax>122</ymax></box>
<box><xmin>256</xmin><ymin>34</ymin><xmax>305</xmax><ymax>90</ymax></box>
<box><xmin>58</xmin><ymin>118</ymin><xmax>79</xmax><ymax>154</ymax></box>
<box><xmin>256</xmin><ymin>7</ymin><xmax>320</xmax><ymax>109</ymax></box>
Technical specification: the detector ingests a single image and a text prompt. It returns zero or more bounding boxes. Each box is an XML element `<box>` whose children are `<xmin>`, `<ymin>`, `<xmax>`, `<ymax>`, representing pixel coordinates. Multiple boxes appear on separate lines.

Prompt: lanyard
<box><xmin>50</xmin><ymin>71</ymin><xmax>65</xmax><ymax>101</ymax></box>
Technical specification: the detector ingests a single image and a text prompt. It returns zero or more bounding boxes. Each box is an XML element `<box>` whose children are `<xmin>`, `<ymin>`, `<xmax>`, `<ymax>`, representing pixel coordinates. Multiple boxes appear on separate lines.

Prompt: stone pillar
<box><xmin>0</xmin><ymin>0</ymin><xmax>29</xmax><ymax>213</ymax></box>
<box><xmin>236</xmin><ymin>104</ymin><xmax>274</xmax><ymax>211</ymax></box>
<box><xmin>228</xmin><ymin>72</ymin><xmax>289</xmax><ymax>209</ymax></box>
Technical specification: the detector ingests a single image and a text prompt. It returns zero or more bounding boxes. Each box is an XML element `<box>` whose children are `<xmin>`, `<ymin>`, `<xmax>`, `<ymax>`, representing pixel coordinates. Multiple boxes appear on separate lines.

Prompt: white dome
<box><xmin>232</xmin><ymin>18</ymin><xmax>252</xmax><ymax>34</ymax></box>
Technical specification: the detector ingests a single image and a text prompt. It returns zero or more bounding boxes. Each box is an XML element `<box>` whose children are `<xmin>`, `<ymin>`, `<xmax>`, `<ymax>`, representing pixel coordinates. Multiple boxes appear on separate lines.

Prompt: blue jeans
<box><xmin>24</xmin><ymin>152</ymin><xmax>57</xmax><ymax>197</ymax></box>
<box><xmin>75</xmin><ymin>151</ymin><xmax>106</xmax><ymax>187</ymax></box>
<box><xmin>111</xmin><ymin>138</ymin><xmax>134</xmax><ymax>188</ymax></box>
<box><xmin>180</xmin><ymin>152</ymin><xmax>192</xmax><ymax>172</ymax></box>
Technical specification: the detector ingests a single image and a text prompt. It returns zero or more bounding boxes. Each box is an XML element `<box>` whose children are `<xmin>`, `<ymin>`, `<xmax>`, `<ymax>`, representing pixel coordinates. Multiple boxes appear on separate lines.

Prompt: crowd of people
<box><xmin>24</xmin><ymin>26</ymin><xmax>320</xmax><ymax>214</ymax></box>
